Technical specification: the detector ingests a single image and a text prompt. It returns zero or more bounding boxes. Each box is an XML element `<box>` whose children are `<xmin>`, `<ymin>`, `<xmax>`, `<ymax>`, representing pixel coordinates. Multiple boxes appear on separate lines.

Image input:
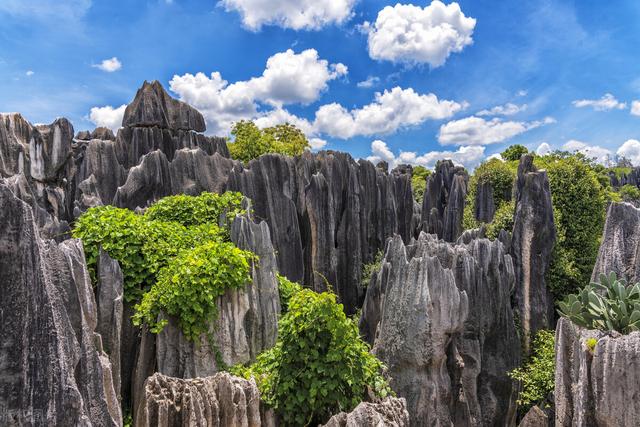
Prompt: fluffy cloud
<box><xmin>476</xmin><ymin>103</ymin><xmax>527</xmax><ymax>117</ymax></box>
<box><xmin>631</xmin><ymin>100</ymin><xmax>640</xmax><ymax>116</ymax></box>
<box><xmin>93</xmin><ymin>57</ymin><xmax>122</xmax><ymax>72</ymax></box>
<box><xmin>438</xmin><ymin>116</ymin><xmax>555</xmax><ymax>146</ymax></box>
<box><xmin>617</xmin><ymin>139</ymin><xmax>640</xmax><ymax>165</ymax></box>
<box><xmin>25</xmin><ymin>70</ymin><xmax>34</xmax><ymax>76</ymax></box>
<box><xmin>536</xmin><ymin>142</ymin><xmax>552</xmax><ymax>156</ymax></box>
<box><xmin>572</xmin><ymin>93</ymin><xmax>626</xmax><ymax>111</ymax></box>
<box><xmin>366</xmin><ymin>140</ymin><xmax>485</xmax><ymax>170</ymax></box>
<box><xmin>357</xmin><ymin>76</ymin><xmax>380</xmax><ymax>89</ymax></box>
<box><xmin>364</xmin><ymin>1</ymin><xmax>476</xmax><ymax>67</ymax></box>
<box><xmin>169</xmin><ymin>49</ymin><xmax>346</xmax><ymax>134</ymax></box>
<box><xmin>88</xmin><ymin>104</ymin><xmax>126</xmax><ymax>131</ymax></box>
<box><xmin>562</xmin><ymin>139</ymin><xmax>612</xmax><ymax>164</ymax></box>
<box><xmin>314</xmin><ymin>87</ymin><xmax>465</xmax><ymax>139</ymax></box>
<box><xmin>219</xmin><ymin>0</ymin><xmax>356</xmax><ymax>31</ymax></box>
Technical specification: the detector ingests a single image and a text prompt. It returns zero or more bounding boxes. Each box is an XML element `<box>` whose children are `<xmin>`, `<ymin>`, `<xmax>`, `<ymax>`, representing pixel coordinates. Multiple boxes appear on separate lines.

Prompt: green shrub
<box><xmin>501</xmin><ymin>144</ymin><xmax>529</xmax><ymax>162</ymax></box>
<box><xmin>619</xmin><ymin>184</ymin><xmax>640</xmax><ymax>203</ymax></box>
<box><xmin>486</xmin><ymin>200</ymin><xmax>515</xmax><ymax>239</ymax></box>
<box><xmin>236</xmin><ymin>289</ymin><xmax>391</xmax><ymax>426</ymax></box>
<box><xmin>508</xmin><ymin>329</ymin><xmax>555</xmax><ymax>412</ymax></box>
<box><xmin>228</xmin><ymin>120</ymin><xmax>310</xmax><ymax>162</ymax></box>
<box><xmin>277</xmin><ymin>274</ymin><xmax>303</xmax><ymax>314</ymax></box>
<box><xmin>133</xmin><ymin>241</ymin><xmax>256</xmax><ymax>340</ymax></box>
<box><xmin>362</xmin><ymin>250</ymin><xmax>384</xmax><ymax>289</ymax></box>
<box><xmin>411</xmin><ymin>165</ymin><xmax>431</xmax><ymax>204</ymax></box>
<box><xmin>558</xmin><ymin>272</ymin><xmax>640</xmax><ymax>334</ymax></box>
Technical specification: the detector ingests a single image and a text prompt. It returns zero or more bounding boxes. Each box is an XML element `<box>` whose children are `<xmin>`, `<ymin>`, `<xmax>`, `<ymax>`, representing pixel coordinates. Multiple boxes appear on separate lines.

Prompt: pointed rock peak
<box><xmin>122</xmin><ymin>80</ymin><xmax>206</xmax><ymax>132</ymax></box>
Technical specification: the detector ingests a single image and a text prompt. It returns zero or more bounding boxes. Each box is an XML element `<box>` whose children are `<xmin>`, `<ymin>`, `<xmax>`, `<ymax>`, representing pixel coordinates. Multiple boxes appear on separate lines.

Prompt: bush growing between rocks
<box><xmin>508</xmin><ymin>329</ymin><xmax>555</xmax><ymax>413</ymax></box>
<box><xmin>276</xmin><ymin>274</ymin><xmax>303</xmax><ymax>314</ymax></box>
<box><xmin>234</xmin><ymin>288</ymin><xmax>391</xmax><ymax>426</ymax></box>
<box><xmin>558</xmin><ymin>272</ymin><xmax>640</xmax><ymax>334</ymax></box>
<box><xmin>619</xmin><ymin>184</ymin><xmax>640</xmax><ymax>204</ymax></box>
<box><xmin>411</xmin><ymin>165</ymin><xmax>431</xmax><ymax>204</ymax></box>
<box><xmin>228</xmin><ymin>120</ymin><xmax>310</xmax><ymax>162</ymax></box>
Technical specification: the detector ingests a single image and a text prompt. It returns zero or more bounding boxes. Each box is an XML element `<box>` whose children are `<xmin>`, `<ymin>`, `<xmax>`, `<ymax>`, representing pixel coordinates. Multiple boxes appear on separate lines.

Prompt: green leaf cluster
<box><xmin>73</xmin><ymin>192</ymin><xmax>254</xmax><ymax>340</ymax></box>
<box><xmin>361</xmin><ymin>250</ymin><xmax>384</xmax><ymax>289</ymax></box>
<box><xmin>508</xmin><ymin>329</ymin><xmax>555</xmax><ymax>412</ymax></box>
<box><xmin>558</xmin><ymin>272</ymin><xmax>640</xmax><ymax>334</ymax></box>
<box><xmin>501</xmin><ymin>144</ymin><xmax>529</xmax><ymax>162</ymax></box>
<box><xmin>235</xmin><ymin>288</ymin><xmax>391</xmax><ymax>426</ymax></box>
<box><xmin>618</xmin><ymin>184</ymin><xmax>640</xmax><ymax>203</ymax></box>
<box><xmin>227</xmin><ymin>120</ymin><xmax>310</xmax><ymax>162</ymax></box>
<box><xmin>411</xmin><ymin>165</ymin><xmax>431</xmax><ymax>204</ymax></box>
<box><xmin>485</xmin><ymin>200</ymin><xmax>515</xmax><ymax>239</ymax></box>
<box><xmin>277</xmin><ymin>274</ymin><xmax>303</xmax><ymax>314</ymax></box>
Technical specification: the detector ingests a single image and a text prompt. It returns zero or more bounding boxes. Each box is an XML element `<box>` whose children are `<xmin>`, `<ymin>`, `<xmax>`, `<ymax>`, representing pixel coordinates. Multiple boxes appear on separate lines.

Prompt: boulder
<box><xmin>322</xmin><ymin>397</ymin><xmax>410</xmax><ymax>427</ymax></box>
<box><xmin>135</xmin><ymin>372</ymin><xmax>271</xmax><ymax>427</ymax></box>
<box><xmin>122</xmin><ymin>80</ymin><xmax>206</xmax><ymax>132</ymax></box>
<box><xmin>511</xmin><ymin>154</ymin><xmax>556</xmax><ymax>354</ymax></box>
<box><xmin>0</xmin><ymin>182</ymin><xmax>120</xmax><ymax>425</ymax></box>
<box><xmin>518</xmin><ymin>405</ymin><xmax>551</xmax><ymax>427</ymax></box>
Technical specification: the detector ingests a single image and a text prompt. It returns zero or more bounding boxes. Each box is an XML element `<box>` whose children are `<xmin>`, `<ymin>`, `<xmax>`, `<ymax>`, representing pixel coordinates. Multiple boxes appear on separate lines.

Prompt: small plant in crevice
<box><xmin>361</xmin><ymin>250</ymin><xmax>384</xmax><ymax>290</ymax></box>
<box><xmin>585</xmin><ymin>337</ymin><xmax>598</xmax><ymax>354</ymax></box>
<box><xmin>558</xmin><ymin>272</ymin><xmax>640</xmax><ymax>334</ymax></box>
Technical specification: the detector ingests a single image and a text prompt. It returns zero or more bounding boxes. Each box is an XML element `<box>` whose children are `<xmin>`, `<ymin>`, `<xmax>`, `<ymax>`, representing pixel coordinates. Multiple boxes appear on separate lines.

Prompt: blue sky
<box><xmin>2</xmin><ymin>0</ymin><xmax>640</xmax><ymax>168</ymax></box>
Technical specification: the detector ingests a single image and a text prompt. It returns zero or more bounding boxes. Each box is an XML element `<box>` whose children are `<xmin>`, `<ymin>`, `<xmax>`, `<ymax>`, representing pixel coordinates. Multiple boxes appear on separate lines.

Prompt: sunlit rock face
<box><xmin>0</xmin><ymin>182</ymin><xmax>121</xmax><ymax>426</ymax></box>
<box><xmin>322</xmin><ymin>397</ymin><xmax>410</xmax><ymax>427</ymax></box>
<box><xmin>360</xmin><ymin>231</ymin><xmax>519</xmax><ymax>426</ymax></box>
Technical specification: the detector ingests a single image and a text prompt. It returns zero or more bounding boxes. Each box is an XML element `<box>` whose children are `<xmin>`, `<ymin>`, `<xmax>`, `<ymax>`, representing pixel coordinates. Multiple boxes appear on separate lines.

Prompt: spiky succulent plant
<box><xmin>558</xmin><ymin>272</ymin><xmax>640</xmax><ymax>334</ymax></box>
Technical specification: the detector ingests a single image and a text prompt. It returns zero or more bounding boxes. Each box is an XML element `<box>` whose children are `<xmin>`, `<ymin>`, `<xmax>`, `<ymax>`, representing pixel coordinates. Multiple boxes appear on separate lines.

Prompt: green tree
<box><xmin>619</xmin><ymin>184</ymin><xmax>640</xmax><ymax>203</ymax></box>
<box><xmin>411</xmin><ymin>165</ymin><xmax>431</xmax><ymax>204</ymax></box>
<box><xmin>501</xmin><ymin>144</ymin><xmax>529</xmax><ymax>162</ymax></box>
<box><xmin>227</xmin><ymin>120</ymin><xmax>310</xmax><ymax>162</ymax></box>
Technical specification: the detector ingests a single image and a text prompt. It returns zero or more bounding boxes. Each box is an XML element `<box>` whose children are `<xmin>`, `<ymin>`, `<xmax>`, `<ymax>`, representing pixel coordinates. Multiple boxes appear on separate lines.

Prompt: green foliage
<box><xmin>585</xmin><ymin>337</ymin><xmax>598</xmax><ymax>353</ymax></box>
<box><xmin>535</xmin><ymin>154</ymin><xmax>607</xmax><ymax>300</ymax></box>
<box><xmin>277</xmin><ymin>274</ymin><xmax>303</xmax><ymax>314</ymax></box>
<box><xmin>486</xmin><ymin>200</ymin><xmax>515</xmax><ymax>239</ymax></box>
<box><xmin>609</xmin><ymin>166</ymin><xmax>633</xmax><ymax>180</ymax></box>
<box><xmin>411</xmin><ymin>165</ymin><xmax>431</xmax><ymax>204</ymax></box>
<box><xmin>362</xmin><ymin>250</ymin><xmax>384</xmax><ymax>289</ymax></box>
<box><xmin>228</xmin><ymin>120</ymin><xmax>310</xmax><ymax>162</ymax></box>
<box><xmin>558</xmin><ymin>272</ymin><xmax>640</xmax><ymax>334</ymax></box>
<box><xmin>145</xmin><ymin>191</ymin><xmax>245</xmax><ymax>230</ymax></box>
<box><xmin>619</xmin><ymin>184</ymin><xmax>640</xmax><ymax>203</ymax></box>
<box><xmin>133</xmin><ymin>241</ymin><xmax>255</xmax><ymax>340</ymax></box>
<box><xmin>501</xmin><ymin>144</ymin><xmax>529</xmax><ymax>162</ymax></box>
<box><xmin>235</xmin><ymin>289</ymin><xmax>391</xmax><ymax>426</ymax></box>
<box><xmin>508</xmin><ymin>329</ymin><xmax>555</xmax><ymax>412</ymax></box>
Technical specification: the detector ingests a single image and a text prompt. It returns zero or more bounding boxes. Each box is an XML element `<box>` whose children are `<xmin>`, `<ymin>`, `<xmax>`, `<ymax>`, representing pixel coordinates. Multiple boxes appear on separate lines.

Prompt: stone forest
<box><xmin>3</xmin><ymin>81</ymin><xmax>640</xmax><ymax>427</ymax></box>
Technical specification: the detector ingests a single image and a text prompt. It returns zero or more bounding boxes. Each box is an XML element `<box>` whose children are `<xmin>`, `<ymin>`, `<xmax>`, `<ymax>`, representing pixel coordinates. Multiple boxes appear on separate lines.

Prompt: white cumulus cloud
<box><xmin>314</xmin><ymin>87</ymin><xmax>465</xmax><ymax>139</ymax></box>
<box><xmin>366</xmin><ymin>140</ymin><xmax>485</xmax><ymax>170</ymax></box>
<box><xmin>536</xmin><ymin>142</ymin><xmax>552</xmax><ymax>156</ymax></box>
<box><xmin>364</xmin><ymin>1</ymin><xmax>476</xmax><ymax>67</ymax></box>
<box><xmin>631</xmin><ymin>100</ymin><xmax>640</xmax><ymax>117</ymax></box>
<box><xmin>357</xmin><ymin>76</ymin><xmax>380</xmax><ymax>89</ymax></box>
<box><xmin>219</xmin><ymin>0</ymin><xmax>356</xmax><ymax>31</ymax></box>
<box><xmin>562</xmin><ymin>139</ymin><xmax>612</xmax><ymax>165</ymax></box>
<box><xmin>572</xmin><ymin>93</ymin><xmax>626</xmax><ymax>111</ymax></box>
<box><xmin>93</xmin><ymin>57</ymin><xmax>122</xmax><ymax>72</ymax></box>
<box><xmin>438</xmin><ymin>116</ymin><xmax>555</xmax><ymax>146</ymax></box>
<box><xmin>476</xmin><ymin>103</ymin><xmax>527</xmax><ymax>117</ymax></box>
<box><xmin>88</xmin><ymin>104</ymin><xmax>126</xmax><ymax>132</ymax></box>
<box><xmin>617</xmin><ymin>139</ymin><xmax>640</xmax><ymax>166</ymax></box>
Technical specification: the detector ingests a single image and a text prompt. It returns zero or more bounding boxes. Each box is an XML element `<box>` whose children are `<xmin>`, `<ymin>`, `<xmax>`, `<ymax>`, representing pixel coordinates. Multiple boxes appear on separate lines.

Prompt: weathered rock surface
<box><xmin>135</xmin><ymin>372</ymin><xmax>271</xmax><ymax>427</ymax></box>
<box><xmin>518</xmin><ymin>405</ymin><xmax>551</xmax><ymax>427</ymax></box>
<box><xmin>322</xmin><ymin>397</ymin><xmax>410</xmax><ymax>427</ymax></box>
<box><xmin>511</xmin><ymin>154</ymin><xmax>556</xmax><ymax>354</ymax></box>
<box><xmin>361</xmin><ymin>231</ymin><xmax>519</xmax><ymax>426</ymax></box>
<box><xmin>153</xmin><ymin>215</ymin><xmax>280</xmax><ymax>379</ymax></box>
<box><xmin>421</xmin><ymin>159</ymin><xmax>468</xmax><ymax>242</ymax></box>
<box><xmin>555</xmin><ymin>317</ymin><xmax>640</xmax><ymax>426</ymax></box>
<box><xmin>591</xmin><ymin>201</ymin><xmax>640</xmax><ymax>283</ymax></box>
<box><xmin>123</xmin><ymin>80</ymin><xmax>206</xmax><ymax>132</ymax></box>
<box><xmin>0</xmin><ymin>182</ymin><xmax>121</xmax><ymax>425</ymax></box>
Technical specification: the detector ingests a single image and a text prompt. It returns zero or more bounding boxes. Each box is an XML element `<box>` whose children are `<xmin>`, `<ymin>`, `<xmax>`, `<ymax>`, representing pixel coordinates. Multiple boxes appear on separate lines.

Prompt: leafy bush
<box><xmin>362</xmin><ymin>250</ymin><xmax>384</xmax><ymax>289</ymax></box>
<box><xmin>619</xmin><ymin>184</ymin><xmax>640</xmax><ymax>203</ymax></box>
<box><xmin>486</xmin><ymin>200</ymin><xmax>515</xmax><ymax>239</ymax></box>
<box><xmin>228</xmin><ymin>120</ymin><xmax>310</xmax><ymax>162</ymax></box>
<box><xmin>508</xmin><ymin>329</ymin><xmax>555</xmax><ymax>412</ymax></box>
<box><xmin>501</xmin><ymin>144</ymin><xmax>529</xmax><ymax>162</ymax></box>
<box><xmin>235</xmin><ymin>289</ymin><xmax>391</xmax><ymax>426</ymax></box>
<box><xmin>277</xmin><ymin>274</ymin><xmax>303</xmax><ymax>314</ymax></box>
<box><xmin>411</xmin><ymin>165</ymin><xmax>431</xmax><ymax>204</ymax></box>
<box><xmin>133</xmin><ymin>241</ymin><xmax>255</xmax><ymax>340</ymax></box>
<box><xmin>558</xmin><ymin>272</ymin><xmax>640</xmax><ymax>334</ymax></box>
<box><xmin>535</xmin><ymin>154</ymin><xmax>607</xmax><ymax>300</ymax></box>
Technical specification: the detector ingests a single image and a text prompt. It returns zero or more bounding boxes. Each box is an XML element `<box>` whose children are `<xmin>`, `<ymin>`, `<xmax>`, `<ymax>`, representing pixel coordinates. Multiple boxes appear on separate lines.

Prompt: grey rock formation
<box><xmin>475</xmin><ymin>180</ymin><xmax>496</xmax><ymax>223</ymax></box>
<box><xmin>0</xmin><ymin>182</ymin><xmax>120</xmax><ymax>425</ymax></box>
<box><xmin>322</xmin><ymin>398</ymin><xmax>410</xmax><ymax>427</ymax></box>
<box><xmin>421</xmin><ymin>159</ymin><xmax>468</xmax><ymax>242</ymax></box>
<box><xmin>154</xmin><ymin>215</ymin><xmax>280</xmax><ymax>378</ymax></box>
<box><xmin>135</xmin><ymin>372</ymin><xmax>271</xmax><ymax>427</ymax></box>
<box><xmin>123</xmin><ymin>80</ymin><xmax>206</xmax><ymax>132</ymax></box>
<box><xmin>91</xmin><ymin>126</ymin><xmax>116</xmax><ymax>141</ymax></box>
<box><xmin>555</xmin><ymin>317</ymin><xmax>640</xmax><ymax>426</ymax></box>
<box><xmin>113</xmin><ymin>150</ymin><xmax>172</xmax><ymax>209</ymax></box>
<box><xmin>511</xmin><ymin>154</ymin><xmax>556</xmax><ymax>354</ymax></box>
<box><xmin>361</xmin><ymin>231</ymin><xmax>520</xmax><ymax>426</ymax></box>
<box><xmin>591</xmin><ymin>201</ymin><xmax>640</xmax><ymax>283</ymax></box>
<box><xmin>518</xmin><ymin>406</ymin><xmax>551</xmax><ymax>427</ymax></box>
